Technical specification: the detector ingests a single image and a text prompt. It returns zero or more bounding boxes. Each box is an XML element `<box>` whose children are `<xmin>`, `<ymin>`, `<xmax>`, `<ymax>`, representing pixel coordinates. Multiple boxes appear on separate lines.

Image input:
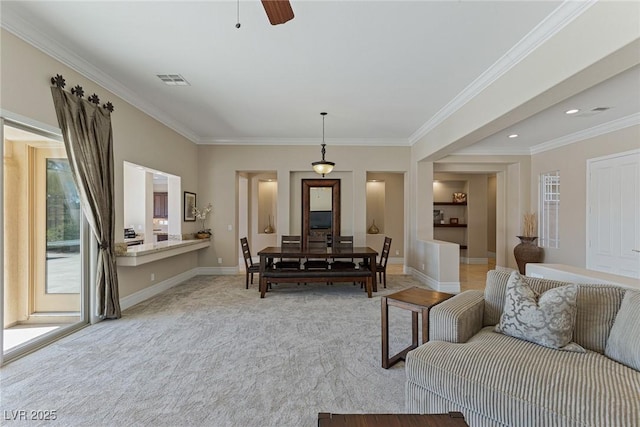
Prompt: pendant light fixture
<box><xmin>311</xmin><ymin>112</ymin><xmax>335</xmax><ymax>177</ymax></box>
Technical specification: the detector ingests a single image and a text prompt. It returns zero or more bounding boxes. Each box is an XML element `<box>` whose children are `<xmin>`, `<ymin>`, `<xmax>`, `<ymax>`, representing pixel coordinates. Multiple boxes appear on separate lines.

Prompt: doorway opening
<box><xmin>432</xmin><ymin>172</ymin><xmax>498</xmax><ymax>290</ymax></box>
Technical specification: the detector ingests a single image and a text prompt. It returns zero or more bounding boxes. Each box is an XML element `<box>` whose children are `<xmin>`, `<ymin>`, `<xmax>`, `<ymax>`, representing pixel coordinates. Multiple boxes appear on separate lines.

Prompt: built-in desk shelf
<box><xmin>434</xmin><ymin>224</ymin><xmax>467</xmax><ymax>228</ymax></box>
<box><xmin>116</xmin><ymin>239</ymin><xmax>210</xmax><ymax>266</ymax></box>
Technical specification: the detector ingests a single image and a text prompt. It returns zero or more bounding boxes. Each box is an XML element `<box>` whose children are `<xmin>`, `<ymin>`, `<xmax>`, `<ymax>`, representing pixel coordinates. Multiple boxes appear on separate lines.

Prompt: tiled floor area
<box><xmin>386</xmin><ymin>258</ymin><xmax>496</xmax><ymax>292</ymax></box>
<box><xmin>459</xmin><ymin>258</ymin><xmax>496</xmax><ymax>292</ymax></box>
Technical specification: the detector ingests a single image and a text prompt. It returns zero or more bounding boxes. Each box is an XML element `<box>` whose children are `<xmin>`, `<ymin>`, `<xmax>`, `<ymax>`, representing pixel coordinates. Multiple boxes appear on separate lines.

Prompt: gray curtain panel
<box><xmin>51</xmin><ymin>86</ymin><xmax>121</xmax><ymax>319</ymax></box>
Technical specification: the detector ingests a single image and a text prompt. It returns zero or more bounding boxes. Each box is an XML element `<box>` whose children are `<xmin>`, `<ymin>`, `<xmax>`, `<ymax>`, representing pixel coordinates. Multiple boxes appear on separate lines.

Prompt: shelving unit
<box><xmin>433</xmin><ymin>201</ymin><xmax>467</xmax><ymax>250</ymax></box>
<box><xmin>433</xmin><ymin>202</ymin><xmax>467</xmax><ymax>206</ymax></box>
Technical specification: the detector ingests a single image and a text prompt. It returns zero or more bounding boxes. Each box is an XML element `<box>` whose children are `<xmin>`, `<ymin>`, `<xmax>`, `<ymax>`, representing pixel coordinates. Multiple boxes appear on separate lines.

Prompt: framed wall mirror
<box><xmin>301</xmin><ymin>179</ymin><xmax>340</xmax><ymax>249</ymax></box>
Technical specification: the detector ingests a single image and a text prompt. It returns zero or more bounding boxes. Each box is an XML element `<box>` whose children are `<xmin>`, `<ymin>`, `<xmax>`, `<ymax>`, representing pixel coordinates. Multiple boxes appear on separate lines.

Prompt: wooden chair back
<box><xmin>279</xmin><ymin>235</ymin><xmax>302</xmax><ymax>265</ymax></box>
<box><xmin>240</xmin><ymin>237</ymin><xmax>254</xmax><ymax>268</ymax></box>
<box><xmin>380</xmin><ymin>236</ymin><xmax>392</xmax><ymax>268</ymax></box>
<box><xmin>307</xmin><ymin>234</ymin><xmax>327</xmax><ymax>250</ymax></box>
<box><xmin>281</xmin><ymin>235</ymin><xmax>301</xmax><ymax>250</ymax></box>
<box><xmin>334</xmin><ymin>235</ymin><xmax>354</xmax><ymax>249</ymax></box>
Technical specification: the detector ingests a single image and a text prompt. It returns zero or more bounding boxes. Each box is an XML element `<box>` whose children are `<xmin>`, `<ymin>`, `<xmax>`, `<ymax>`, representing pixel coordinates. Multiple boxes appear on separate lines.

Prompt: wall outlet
<box><xmin>421</xmin><ymin>263</ymin><xmax>425</xmax><ymax>270</ymax></box>
<box><xmin>218</xmin><ymin>257</ymin><xmax>223</xmax><ymax>264</ymax></box>
<box><xmin>395</xmin><ymin>250</ymin><xmax>400</xmax><ymax>256</ymax></box>
<box><xmin>227</xmin><ymin>225</ymin><xmax>233</xmax><ymax>231</ymax></box>
<box><xmin>151</xmin><ymin>273</ymin><xmax>155</xmax><ymax>281</ymax></box>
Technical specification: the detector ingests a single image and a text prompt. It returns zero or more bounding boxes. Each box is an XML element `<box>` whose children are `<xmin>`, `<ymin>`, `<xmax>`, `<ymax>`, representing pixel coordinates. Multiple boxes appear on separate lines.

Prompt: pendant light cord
<box><xmin>236</xmin><ymin>0</ymin><xmax>241</xmax><ymax>28</ymax></box>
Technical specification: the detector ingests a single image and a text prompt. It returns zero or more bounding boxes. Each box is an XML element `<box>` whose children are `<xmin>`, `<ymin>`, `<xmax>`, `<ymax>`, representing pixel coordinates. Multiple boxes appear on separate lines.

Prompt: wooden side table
<box><xmin>381</xmin><ymin>287</ymin><xmax>454</xmax><ymax>369</ymax></box>
<box><xmin>318</xmin><ymin>411</ymin><xmax>468</xmax><ymax>426</ymax></box>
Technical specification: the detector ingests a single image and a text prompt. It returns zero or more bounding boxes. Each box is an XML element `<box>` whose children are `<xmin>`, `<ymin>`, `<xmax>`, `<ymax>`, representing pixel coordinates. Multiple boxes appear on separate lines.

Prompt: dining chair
<box><xmin>304</xmin><ymin>234</ymin><xmax>330</xmax><ymax>270</ymax></box>
<box><xmin>360</xmin><ymin>236</ymin><xmax>392</xmax><ymax>288</ymax></box>
<box><xmin>240</xmin><ymin>237</ymin><xmax>261</xmax><ymax>289</ymax></box>
<box><xmin>275</xmin><ymin>235</ymin><xmax>302</xmax><ymax>269</ymax></box>
<box><xmin>330</xmin><ymin>235</ymin><xmax>356</xmax><ymax>269</ymax></box>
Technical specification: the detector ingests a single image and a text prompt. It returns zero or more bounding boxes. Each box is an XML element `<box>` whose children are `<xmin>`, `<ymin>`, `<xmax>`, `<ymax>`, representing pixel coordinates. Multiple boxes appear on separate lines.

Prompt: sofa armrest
<box><xmin>429</xmin><ymin>290</ymin><xmax>485</xmax><ymax>343</ymax></box>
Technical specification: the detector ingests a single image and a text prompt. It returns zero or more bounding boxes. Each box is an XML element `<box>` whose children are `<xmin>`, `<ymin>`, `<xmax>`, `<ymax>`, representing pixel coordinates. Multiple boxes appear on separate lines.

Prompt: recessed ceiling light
<box><xmin>565</xmin><ymin>109</ymin><xmax>580</xmax><ymax>115</ymax></box>
<box><xmin>508</xmin><ymin>134</ymin><xmax>519</xmax><ymax>139</ymax></box>
<box><xmin>156</xmin><ymin>74</ymin><xmax>190</xmax><ymax>86</ymax></box>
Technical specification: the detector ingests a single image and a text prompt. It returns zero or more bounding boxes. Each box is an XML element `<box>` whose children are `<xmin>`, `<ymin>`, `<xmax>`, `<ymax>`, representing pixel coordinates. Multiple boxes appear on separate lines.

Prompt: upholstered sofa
<box><xmin>405</xmin><ymin>270</ymin><xmax>640</xmax><ymax>426</ymax></box>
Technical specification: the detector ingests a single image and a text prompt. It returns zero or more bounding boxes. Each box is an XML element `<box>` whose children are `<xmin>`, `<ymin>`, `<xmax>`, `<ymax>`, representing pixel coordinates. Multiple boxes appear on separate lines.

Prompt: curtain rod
<box><xmin>50</xmin><ymin>74</ymin><xmax>114</xmax><ymax>112</ymax></box>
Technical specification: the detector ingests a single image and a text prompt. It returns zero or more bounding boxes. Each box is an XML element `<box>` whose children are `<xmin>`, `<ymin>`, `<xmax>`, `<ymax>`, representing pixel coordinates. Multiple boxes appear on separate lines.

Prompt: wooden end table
<box><xmin>381</xmin><ymin>287</ymin><xmax>454</xmax><ymax>369</ymax></box>
<box><xmin>318</xmin><ymin>411</ymin><xmax>468</xmax><ymax>426</ymax></box>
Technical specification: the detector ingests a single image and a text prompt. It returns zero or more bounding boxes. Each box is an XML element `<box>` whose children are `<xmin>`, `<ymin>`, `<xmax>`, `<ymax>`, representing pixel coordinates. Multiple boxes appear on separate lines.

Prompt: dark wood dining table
<box><xmin>257</xmin><ymin>246</ymin><xmax>379</xmax><ymax>291</ymax></box>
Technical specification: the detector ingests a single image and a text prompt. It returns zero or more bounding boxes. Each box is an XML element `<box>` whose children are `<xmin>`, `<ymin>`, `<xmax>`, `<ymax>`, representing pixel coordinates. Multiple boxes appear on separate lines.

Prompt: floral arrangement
<box><xmin>521</xmin><ymin>212</ymin><xmax>537</xmax><ymax>237</ymax></box>
<box><xmin>192</xmin><ymin>203</ymin><xmax>213</xmax><ymax>235</ymax></box>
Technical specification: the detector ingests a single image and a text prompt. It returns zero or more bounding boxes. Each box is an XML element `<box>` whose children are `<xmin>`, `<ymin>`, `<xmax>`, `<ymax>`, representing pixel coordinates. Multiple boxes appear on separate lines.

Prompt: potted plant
<box><xmin>514</xmin><ymin>212</ymin><xmax>544</xmax><ymax>274</ymax></box>
<box><xmin>192</xmin><ymin>203</ymin><xmax>213</xmax><ymax>239</ymax></box>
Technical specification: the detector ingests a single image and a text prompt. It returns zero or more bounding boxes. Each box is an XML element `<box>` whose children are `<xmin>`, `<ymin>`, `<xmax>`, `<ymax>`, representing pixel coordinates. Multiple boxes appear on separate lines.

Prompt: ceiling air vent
<box><xmin>156</xmin><ymin>74</ymin><xmax>190</xmax><ymax>86</ymax></box>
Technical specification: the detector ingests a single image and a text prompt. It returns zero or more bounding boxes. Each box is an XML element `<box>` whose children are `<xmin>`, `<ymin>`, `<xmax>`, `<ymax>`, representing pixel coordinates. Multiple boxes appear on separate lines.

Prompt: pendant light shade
<box><xmin>312</xmin><ymin>112</ymin><xmax>335</xmax><ymax>177</ymax></box>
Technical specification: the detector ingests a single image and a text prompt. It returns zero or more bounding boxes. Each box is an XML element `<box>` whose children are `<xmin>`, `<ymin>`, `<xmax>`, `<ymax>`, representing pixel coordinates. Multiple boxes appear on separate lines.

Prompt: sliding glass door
<box><xmin>2</xmin><ymin>121</ymin><xmax>88</xmax><ymax>364</ymax></box>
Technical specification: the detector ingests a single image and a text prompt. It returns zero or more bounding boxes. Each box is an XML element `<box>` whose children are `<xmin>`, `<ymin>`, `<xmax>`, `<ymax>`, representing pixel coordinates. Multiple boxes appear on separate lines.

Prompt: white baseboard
<box><xmin>120</xmin><ymin>266</ymin><xmax>240</xmax><ymax>311</ymax></box>
<box><xmin>460</xmin><ymin>257</ymin><xmax>488</xmax><ymax>265</ymax></box>
<box><xmin>387</xmin><ymin>257</ymin><xmax>404</xmax><ymax>265</ymax></box>
<box><xmin>196</xmin><ymin>266</ymin><xmax>239</xmax><ymax>275</ymax></box>
<box><xmin>120</xmin><ymin>268</ymin><xmax>200</xmax><ymax>311</ymax></box>
<box><xmin>408</xmin><ymin>267</ymin><xmax>461</xmax><ymax>293</ymax></box>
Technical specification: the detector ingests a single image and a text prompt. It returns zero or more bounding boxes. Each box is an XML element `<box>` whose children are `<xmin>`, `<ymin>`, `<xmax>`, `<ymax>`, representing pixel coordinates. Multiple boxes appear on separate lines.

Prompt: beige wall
<box><xmin>1</xmin><ymin>30</ymin><xmax>200</xmax><ymax>299</ymax></box>
<box><xmin>196</xmin><ymin>145</ymin><xmax>410</xmax><ymax>268</ymax></box>
<box><xmin>531</xmin><ymin>125</ymin><xmax>640</xmax><ymax>267</ymax></box>
<box><xmin>3</xmin><ymin>0</ymin><xmax>639</xmax><ymax>300</ymax></box>
<box><xmin>366</xmin><ymin>172</ymin><xmax>405</xmax><ymax>259</ymax></box>
<box><xmin>487</xmin><ymin>175</ymin><xmax>497</xmax><ymax>253</ymax></box>
<box><xmin>407</xmin><ymin>2</ymin><xmax>639</xmax><ymax>276</ymax></box>
<box><xmin>3</xmin><ymin>140</ymin><xmax>30</xmax><ymax>326</ymax></box>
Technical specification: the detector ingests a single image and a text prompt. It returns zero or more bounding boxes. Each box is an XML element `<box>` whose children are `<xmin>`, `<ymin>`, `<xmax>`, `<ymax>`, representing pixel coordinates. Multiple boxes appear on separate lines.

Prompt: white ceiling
<box><xmin>2</xmin><ymin>1</ymin><xmax>638</xmax><ymax>154</ymax></box>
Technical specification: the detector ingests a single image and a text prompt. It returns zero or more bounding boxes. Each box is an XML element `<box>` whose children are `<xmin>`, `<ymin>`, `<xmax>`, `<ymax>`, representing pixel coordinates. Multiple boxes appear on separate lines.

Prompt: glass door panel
<box><xmin>3</xmin><ymin>122</ymin><xmax>87</xmax><ymax>361</ymax></box>
<box><xmin>34</xmin><ymin>147</ymin><xmax>81</xmax><ymax>312</ymax></box>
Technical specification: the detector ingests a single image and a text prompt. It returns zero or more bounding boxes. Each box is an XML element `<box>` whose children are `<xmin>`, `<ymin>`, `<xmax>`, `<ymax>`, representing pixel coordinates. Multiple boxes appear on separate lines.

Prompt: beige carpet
<box><xmin>1</xmin><ymin>274</ymin><xmax>434</xmax><ymax>427</ymax></box>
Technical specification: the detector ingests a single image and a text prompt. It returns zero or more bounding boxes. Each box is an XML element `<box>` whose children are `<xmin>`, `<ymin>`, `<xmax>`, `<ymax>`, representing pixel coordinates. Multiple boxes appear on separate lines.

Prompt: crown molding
<box><xmin>530</xmin><ymin>113</ymin><xmax>640</xmax><ymax>155</ymax></box>
<box><xmin>408</xmin><ymin>0</ymin><xmax>597</xmax><ymax>145</ymax></box>
<box><xmin>196</xmin><ymin>137</ymin><xmax>411</xmax><ymax>146</ymax></box>
<box><xmin>1</xmin><ymin>7</ymin><xmax>200</xmax><ymax>143</ymax></box>
<box><xmin>1</xmin><ymin>1</ymin><xmax>597</xmax><ymax>148</ymax></box>
<box><xmin>452</xmin><ymin>113</ymin><xmax>640</xmax><ymax>156</ymax></box>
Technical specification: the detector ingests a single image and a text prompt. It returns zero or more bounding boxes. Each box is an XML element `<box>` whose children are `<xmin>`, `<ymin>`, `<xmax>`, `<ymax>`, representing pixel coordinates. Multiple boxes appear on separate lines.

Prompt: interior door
<box><xmin>587</xmin><ymin>150</ymin><xmax>640</xmax><ymax>278</ymax></box>
<box><xmin>33</xmin><ymin>146</ymin><xmax>82</xmax><ymax>313</ymax></box>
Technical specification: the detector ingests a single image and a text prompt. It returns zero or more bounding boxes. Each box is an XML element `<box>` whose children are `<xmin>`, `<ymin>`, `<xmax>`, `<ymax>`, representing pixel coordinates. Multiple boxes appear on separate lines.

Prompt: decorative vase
<box><xmin>196</xmin><ymin>232</ymin><xmax>210</xmax><ymax>239</ymax></box>
<box><xmin>367</xmin><ymin>219</ymin><xmax>379</xmax><ymax>234</ymax></box>
<box><xmin>264</xmin><ymin>215</ymin><xmax>274</xmax><ymax>234</ymax></box>
<box><xmin>513</xmin><ymin>236</ymin><xmax>544</xmax><ymax>274</ymax></box>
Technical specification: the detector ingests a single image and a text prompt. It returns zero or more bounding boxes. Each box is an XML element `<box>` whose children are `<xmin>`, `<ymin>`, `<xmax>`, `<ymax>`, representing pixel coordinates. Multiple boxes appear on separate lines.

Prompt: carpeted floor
<box><xmin>1</xmin><ymin>274</ymin><xmax>434</xmax><ymax>427</ymax></box>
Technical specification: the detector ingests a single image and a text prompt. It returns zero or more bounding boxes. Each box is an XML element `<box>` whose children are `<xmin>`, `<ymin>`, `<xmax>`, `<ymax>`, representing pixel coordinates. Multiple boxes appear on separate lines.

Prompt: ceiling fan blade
<box><xmin>261</xmin><ymin>0</ymin><xmax>294</xmax><ymax>25</ymax></box>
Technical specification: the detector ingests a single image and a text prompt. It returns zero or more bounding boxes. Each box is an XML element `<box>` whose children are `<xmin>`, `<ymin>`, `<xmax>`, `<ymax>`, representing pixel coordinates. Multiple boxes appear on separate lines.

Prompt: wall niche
<box><xmin>257</xmin><ymin>179</ymin><xmax>277</xmax><ymax>234</ymax></box>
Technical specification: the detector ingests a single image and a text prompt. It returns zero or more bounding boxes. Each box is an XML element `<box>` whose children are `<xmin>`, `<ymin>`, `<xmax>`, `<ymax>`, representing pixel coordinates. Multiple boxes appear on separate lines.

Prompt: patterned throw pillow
<box><xmin>495</xmin><ymin>271</ymin><xmax>585</xmax><ymax>352</ymax></box>
<box><xmin>605</xmin><ymin>290</ymin><xmax>640</xmax><ymax>371</ymax></box>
